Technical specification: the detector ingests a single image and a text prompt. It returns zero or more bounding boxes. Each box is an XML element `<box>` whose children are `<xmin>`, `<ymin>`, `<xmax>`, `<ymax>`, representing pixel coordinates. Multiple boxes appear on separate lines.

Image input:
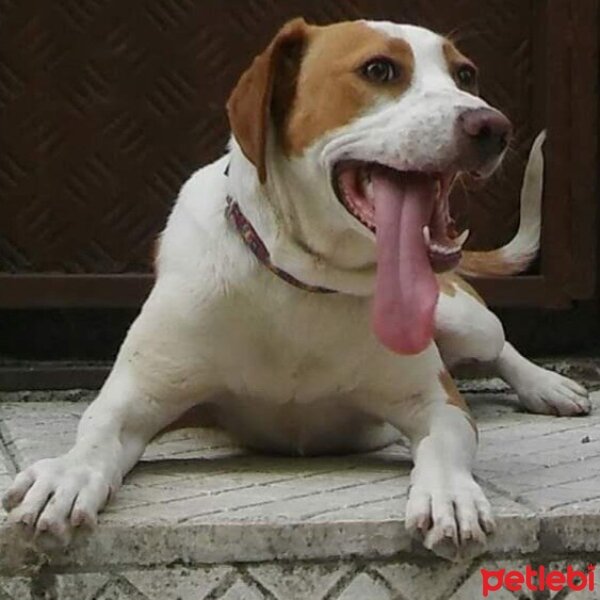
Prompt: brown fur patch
<box><xmin>227</xmin><ymin>18</ymin><xmax>309</xmax><ymax>183</ymax></box>
<box><xmin>442</xmin><ymin>39</ymin><xmax>478</xmax><ymax>93</ymax></box>
<box><xmin>442</xmin><ymin>40</ymin><xmax>469</xmax><ymax>68</ymax></box>
<box><xmin>438</xmin><ymin>272</ymin><xmax>485</xmax><ymax>304</ymax></box>
<box><xmin>283</xmin><ymin>22</ymin><xmax>415</xmax><ymax>155</ymax></box>
<box><xmin>438</xmin><ymin>274</ymin><xmax>457</xmax><ymax>297</ymax></box>
<box><xmin>439</xmin><ymin>370</ymin><xmax>477</xmax><ymax>436</ymax></box>
<box><xmin>459</xmin><ymin>249</ymin><xmax>533</xmax><ymax>278</ymax></box>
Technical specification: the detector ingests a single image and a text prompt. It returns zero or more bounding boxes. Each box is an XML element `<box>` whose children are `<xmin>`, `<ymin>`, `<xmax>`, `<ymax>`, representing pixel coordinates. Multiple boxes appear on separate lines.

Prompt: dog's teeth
<box><xmin>455</xmin><ymin>229</ymin><xmax>470</xmax><ymax>248</ymax></box>
<box><xmin>423</xmin><ymin>226</ymin><xmax>431</xmax><ymax>246</ymax></box>
<box><xmin>359</xmin><ymin>169</ymin><xmax>373</xmax><ymax>198</ymax></box>
<box><xmin>429</xmin><ymin>242</ymin><xmax>460</xmax><ymax>257</ymax></box>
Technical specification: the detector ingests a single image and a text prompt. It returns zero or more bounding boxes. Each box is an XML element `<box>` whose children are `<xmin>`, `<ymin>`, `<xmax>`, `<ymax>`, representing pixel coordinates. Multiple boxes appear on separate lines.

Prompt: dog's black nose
<box><xmin>459</xmin><ymin>108</ymin><xmax>512</xmax><ymax>157</ymax></box>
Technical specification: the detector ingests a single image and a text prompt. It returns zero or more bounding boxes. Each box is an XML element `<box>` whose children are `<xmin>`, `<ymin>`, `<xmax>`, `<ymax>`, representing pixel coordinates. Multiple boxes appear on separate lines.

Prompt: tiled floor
<box><xmin>1</xmin><ymin>387</ymin><xmax>599</xmax><ymax>599</ymax></box>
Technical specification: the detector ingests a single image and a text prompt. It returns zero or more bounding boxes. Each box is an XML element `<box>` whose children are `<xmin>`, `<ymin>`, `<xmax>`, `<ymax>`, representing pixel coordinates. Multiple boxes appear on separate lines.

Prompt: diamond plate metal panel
<box><xmin>1</xmin><ymin>0</ymin><xmax>593</xmax><ymax>308</ymax></box>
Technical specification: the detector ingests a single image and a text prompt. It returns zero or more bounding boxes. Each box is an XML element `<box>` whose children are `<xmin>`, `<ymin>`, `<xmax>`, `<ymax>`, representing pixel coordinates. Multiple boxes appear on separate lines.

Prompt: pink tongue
<box><xmin>372</xmin><ymin>171</ymin><xmax>439</xmax><ymax>355</ymax></box>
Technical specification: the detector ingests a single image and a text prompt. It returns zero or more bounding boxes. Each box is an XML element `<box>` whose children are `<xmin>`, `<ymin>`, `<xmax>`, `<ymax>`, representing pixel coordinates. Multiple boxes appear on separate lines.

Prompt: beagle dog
<box><xmin>3</xmin><ymin>18</ymin><xmax>590</xmax><ymax>560</ymax></box>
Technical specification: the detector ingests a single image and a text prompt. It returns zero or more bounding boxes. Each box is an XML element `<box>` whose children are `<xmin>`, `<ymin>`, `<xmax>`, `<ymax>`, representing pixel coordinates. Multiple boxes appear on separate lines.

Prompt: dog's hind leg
<box><xmin>435</xmin><ymin>276</ymin><xmax>590</xmax><ymax>416</ymax></box>
<box><xmin>2</xmin><ymin>288</ymin><xmax>220</xmax><ymax>547</ymax></box>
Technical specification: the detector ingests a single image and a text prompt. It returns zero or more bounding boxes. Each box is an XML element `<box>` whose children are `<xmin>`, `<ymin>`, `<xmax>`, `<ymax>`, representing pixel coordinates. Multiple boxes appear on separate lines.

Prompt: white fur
<box><xmin>3</xmin><ymin>22</ymin><xmax>589</xmax><ymax>560</ymax></box>
<box><xmin>458</xmin><ymin>130</ymin><xmax>546</xmax><ymax>277</ymax></box>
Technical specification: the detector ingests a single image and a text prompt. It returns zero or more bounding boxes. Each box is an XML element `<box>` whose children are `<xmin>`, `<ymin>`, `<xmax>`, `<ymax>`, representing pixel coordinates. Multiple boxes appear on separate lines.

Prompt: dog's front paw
<box><xmin>405</xmin><ymin>473</ymin><xmax>494</xmax><ymax>561</ymax></box>
<box><xmin>515</xmin><ymin>367</ymin><xmax>590</xmax><ymax>417</ymax></box>
<box><xmin>2</xmin><ymin>454</ymin><xmax>114</xmax><ymax>548</ymax></box>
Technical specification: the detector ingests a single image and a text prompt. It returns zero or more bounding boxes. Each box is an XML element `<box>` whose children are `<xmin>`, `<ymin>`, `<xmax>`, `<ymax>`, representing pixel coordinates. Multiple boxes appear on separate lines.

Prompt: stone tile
<box><xmin>0</xmin><ymin>402</ymin><xmax>84</xmax><ymax>469</ymax></box>
<box><xmin>89</xmin><ymin>576</ymin><xmax>149</xmax><ymax>600</ymax></box>
<box><xmin>143</xmin><ymin>428</ymin><xmax>245</xmax><ymax>461</ymax></box>
<box><xmin>450</xmin><ymin>560</ymin><xmax>535</xmax><ymax>600</ymax></box>
<box><xmin>539</xmin><ymin>503</ymin><xmax>600</xmax><ymax>553</ymax></box>
<box><xmin>47</xmin><ymin>561</ymin><xmax>600</xmax><ymax>600</ymax></box>
<box><xmin>248</xmin><ymin>563</ymin><xmax>350</xmax><ymax>600</ymax></box>
<box><xmin>467</xmin><ymin>392</ymin><xmax>523</xmax><ymax>428</ymax></box>
<box><xmin>0</xmin><ymin>402</ymin><xmax>244</xmax><ymax>469</ymax></box>
<box><xmin>0</xmin><ymin>433</ymin><xmax>14</xmax><ymax>520</ymax></box>
<box><xmin>125</xmin><ymin>566</ymin><xmax>233</xmax><ymax>600</ymax></box>
<box><xmin>541</xmin><ymin>559</ymin><xmax>600</xmax><ymax>599</ymax></box>
<box><xmin>0</xmin><ymin>437</ymin><xmax>16</xmax><ymax>570</ymax></box>
<box><xmin>219</xmin><ymin>579</ymin><xmax>264</xmax><ymax>600</ymax></box>
<box><xmin>48</xmin><ymin>519</ymin><xmax>412</xmax><ymax>567</ymax></box>
<box><xmin>55</xmin><ymin>573</ymin><xmax>109</xmax><ymax>600</ymax></box>
<box><xmin>0</xmin><ymin>390</ymin><xmax>96</xmax><ymax>404</ymax></box>
<box><xmin>335</xmin><ymin>572</ymin><xmax>392</xmax><ymax>600</ymax></box>
<box><xmin>0</xmin><ymin>577</ymin><xmax>31</xmax><ymax>600</ymax></box>
<box><xmin>0</xmin><ymin>396</ymin><xmax>598</xmax><ymax>572</ymax></box>
<box><xmin>476</xmin><ymin>486</ymin><xmax>539</xmax><ymax>555</ymax></box>
<box><xmin>473</xmin><ymin>394</ymin><xmax>600</xmax><ymax>520</ymax></box>
<box><xmin>520</xmin><ymin>480</ymin><xmax>600</xmax><ymax>512</ymax></box>
<box><xmin>375</xmin><ymin>561</ymin><xmax>470</xmax><ymax>600</ymax></box>
<box><xmin>480</xmin><ymin>454</ymin><xmax>600</xmax><ymax>496</ymax></box>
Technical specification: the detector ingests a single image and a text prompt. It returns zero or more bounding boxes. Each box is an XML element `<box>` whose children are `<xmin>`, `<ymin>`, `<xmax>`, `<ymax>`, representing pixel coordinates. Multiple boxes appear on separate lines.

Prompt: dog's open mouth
<box><xmin>333</xmin><ymin>161</ymin><xmax>469</xmax><ymax>273</ymax></box>
<box><xmin>333</xmin><ymin>161</ymin><xmax>469</xmax><ymax>356</ymax></box>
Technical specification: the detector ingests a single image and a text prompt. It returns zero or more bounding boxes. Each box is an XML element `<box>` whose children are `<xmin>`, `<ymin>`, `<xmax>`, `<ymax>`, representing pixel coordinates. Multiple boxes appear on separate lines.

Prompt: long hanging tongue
<box><xmin>372</xmin><ymin>170</ymin><xmax>439</xmax><ymax>355</ymax></box>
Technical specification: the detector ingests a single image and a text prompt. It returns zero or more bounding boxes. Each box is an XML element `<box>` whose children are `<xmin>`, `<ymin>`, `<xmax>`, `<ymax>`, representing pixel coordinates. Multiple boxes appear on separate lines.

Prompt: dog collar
<box><xmin>225</xmin><ymin>196</ymin><xmax>336</xmax><ymax>294</ymax></box>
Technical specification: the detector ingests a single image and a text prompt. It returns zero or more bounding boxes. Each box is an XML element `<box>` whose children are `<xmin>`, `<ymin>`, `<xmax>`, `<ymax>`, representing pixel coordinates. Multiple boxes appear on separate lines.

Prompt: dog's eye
<box><xmin>456</xmin><ymin>64</ymin><xmax>478</xmax><ymax>90</ymax></box>
<box><xmin>361</xmin><ymin>58</ymin><xmax>398</xmax><ymax>83</ymax></box>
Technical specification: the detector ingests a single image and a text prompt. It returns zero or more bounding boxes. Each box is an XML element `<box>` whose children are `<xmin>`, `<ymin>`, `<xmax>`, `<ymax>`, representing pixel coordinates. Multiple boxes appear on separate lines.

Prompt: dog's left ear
<box><xmin>227</xmin><ymin>18</ymin><xmax>309</xmax><ymax>184</ymax></box>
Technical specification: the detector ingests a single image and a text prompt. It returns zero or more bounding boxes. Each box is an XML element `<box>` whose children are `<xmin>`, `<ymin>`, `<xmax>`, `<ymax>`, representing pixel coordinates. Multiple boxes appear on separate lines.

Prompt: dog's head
<box><xmin>227</xmin><ymin>19</ymin><xmax>512</xmax><ymax>355</ymax></box>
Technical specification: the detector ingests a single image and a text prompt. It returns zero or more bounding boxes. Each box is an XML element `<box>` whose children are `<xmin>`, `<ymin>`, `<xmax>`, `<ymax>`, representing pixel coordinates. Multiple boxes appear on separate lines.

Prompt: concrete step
<box><xmin>1</xmin><ymin>389</ymin><xmax>600</xmax><ymax>600</ymax></box>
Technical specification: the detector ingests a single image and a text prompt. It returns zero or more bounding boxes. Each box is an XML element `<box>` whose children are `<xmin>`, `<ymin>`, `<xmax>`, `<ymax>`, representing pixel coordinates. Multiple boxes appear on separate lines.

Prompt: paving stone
<box><xmin>124</xmin><ymin>566</ymin><xmax>234</xmax><ymax>600</ymax></box>
<box><xmin>247</xmin><ymin>563</ymin><xmax>350</xmax><ymax>600</ymax></box>
<box><xmin>55</xmin><ymin>573</ymin><xmax>109</xmax><ymax>600</ymax></box>
<box><xmin>374</xmin><ymin>561</ymin><xmax>470</xmax><ymax>600</ymax></box>
<box><xmin>56</xmin><ymin>570</ymin><xmax>237</xmax><ymax>600</ymax></box>
<box><xmin>218</xmin><ymin>578</ymin><xmax>264</xmax><ymax>600</ymax></box>
<box><xmin>450</xmin><ymin>559</ymin><xmax>535</xmax><ymax>600</ymax></box>
<box><xmin>0</xmin><ymin>392</ymin><xmax>598</xmax><ymax>579</ymax></box>
<box><xmin>0</xmin><ymin>577</ymin><xmax>31</xmax><ymax>600</ymax></box>
<box><xmin>88</xmin><ymin>576</ymin><xmax>149</xmax><ymax>600</ymax></box>
<box><xmin>0</xmin><ymin>402</ymin><xmax>84</xmax><ymax>468</ymax></box>
<box><xmin>0</xmin><ymin>402</ymin><xmax>241</xmax><ymax>469</ymax></box>
<box><xmin>473</xmin><ymin>392</ymin><xmax>600</xmax><ymax>512</ymax></box>
<box><xmin>0</xmin><ymin>390</ymin><xmax>97</xmax><ymax>404</ymax></box>
<box><xmin>540</xmin><ymin>503</ymin><xmax>600</xmax><ymax>553</ymax></box>
<box><xmin>0</xmin><ymin>446</ymin><xmax>13</xmax><ymax>516</ymax></box>
<box><xmin>0</xmin><ymin>429</ymin><xmax>15</xmax><ymax>534</ymax></box>
<box><xmin>541</xmin><ymin>559</ymin><xmax>600</xmax><ymax>599</ymax></box>
<box><xmin>472</xmin><ymin>487</ymin><xmax>538</xmax><ymax>555</ymax></box>
<box><xmin>335</xmin><ymin>571</ymin><xmax>392</xmax><ymax>600</ymax></box>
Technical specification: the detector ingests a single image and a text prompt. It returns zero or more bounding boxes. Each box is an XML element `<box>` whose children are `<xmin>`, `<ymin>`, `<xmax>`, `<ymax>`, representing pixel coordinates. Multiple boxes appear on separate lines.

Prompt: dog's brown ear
<box><xmin>226</xmin><ymin>18</ymin><xmax>309</xmax><ymax>184</ymax></box>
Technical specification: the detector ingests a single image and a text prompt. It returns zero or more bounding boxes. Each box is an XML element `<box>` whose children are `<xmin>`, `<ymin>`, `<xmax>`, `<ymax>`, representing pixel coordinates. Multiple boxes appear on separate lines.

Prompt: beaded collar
<box><xmin>224</xmin><ymin>195</ymin><xmax>335</xmax><ymax>294</ymax></box>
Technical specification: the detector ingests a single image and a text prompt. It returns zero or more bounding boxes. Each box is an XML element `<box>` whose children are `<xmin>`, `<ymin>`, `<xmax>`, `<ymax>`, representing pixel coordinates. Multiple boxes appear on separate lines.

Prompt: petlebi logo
<box><xmin>481</xmin><ymin>564</ymin><xmax>596</xmax><ymax>597</ymax></box>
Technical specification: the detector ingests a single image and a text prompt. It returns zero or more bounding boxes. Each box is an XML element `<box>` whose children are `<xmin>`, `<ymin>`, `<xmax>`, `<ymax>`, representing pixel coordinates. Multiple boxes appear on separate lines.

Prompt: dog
<box><xmin>3</xmin><ymin>18</ymin><xmax>590</xmax><ymax>560</ymax></box>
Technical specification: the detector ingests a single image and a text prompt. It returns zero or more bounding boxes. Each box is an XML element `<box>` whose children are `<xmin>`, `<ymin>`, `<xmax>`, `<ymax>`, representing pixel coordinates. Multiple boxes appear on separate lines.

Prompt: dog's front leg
<box><xmin>435</xmin><ymin>281</ymin><xmax>590</xmax><ymax>416</ymax></box>
<box><xmin>364</xmin><ymin>363</ymin><xmax>494</xmax><ymax>561</ymax></box>
<box><xmin>405</xmin><ymin>393</ymin><xmax>494</xmax><ymax>561</ymax></box>
<box><xmin>2</xmin><ymin>307</ymin><xmax>215</xmax><ymax>546</ymax></box>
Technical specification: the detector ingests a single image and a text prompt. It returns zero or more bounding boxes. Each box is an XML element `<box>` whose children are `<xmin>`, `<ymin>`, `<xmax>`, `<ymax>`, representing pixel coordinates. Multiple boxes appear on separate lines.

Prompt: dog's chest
<box><xmin>212</xmin><ymin>286</ymin><xmax>378</xmax><ymax>403</ymax></box>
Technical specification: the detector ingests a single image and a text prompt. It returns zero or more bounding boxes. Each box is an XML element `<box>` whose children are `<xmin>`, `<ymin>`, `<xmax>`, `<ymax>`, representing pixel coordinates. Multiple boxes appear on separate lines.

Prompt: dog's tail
<box><xmin>457</xmin><ymin>130</ymin><xmax>545</xmax><ymax>278</ymax></box>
